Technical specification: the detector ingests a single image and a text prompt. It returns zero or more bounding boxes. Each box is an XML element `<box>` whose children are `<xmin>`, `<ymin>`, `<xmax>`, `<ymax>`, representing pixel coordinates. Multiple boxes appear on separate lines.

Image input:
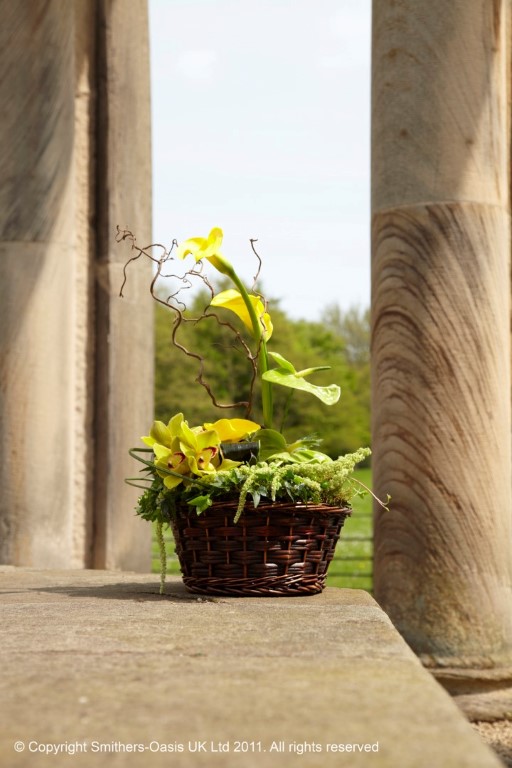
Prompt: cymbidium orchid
<box><xmin>152</xmin><ymin>442</ymin><xmax>190</xmax><ymax>490</ymax></box>
<box><xmin>139</xmin><ymin>413</ymin><xmax>260</xmax><ymax>490</ymax></box>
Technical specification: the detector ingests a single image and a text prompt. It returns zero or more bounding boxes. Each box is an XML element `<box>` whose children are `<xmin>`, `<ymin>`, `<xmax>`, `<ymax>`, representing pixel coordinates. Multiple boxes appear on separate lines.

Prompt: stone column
<box><xmin>0</xmin><ymin>2</ymin><xmax>78</xmax><ymax>566</ymax></box>
<box><xmin>93</xmin><ymin>0</ymin><xmax>153</xmax><ymax>570</ymax></box>
<box><xmin>0</xmin><ymin>1</ymin><xmax>153</xmax><ymax>570</ymax></box>
<box><xmin>372</xmin><ymin>0</ymin><xmax>512</xmax><ymax>678</ymax></box>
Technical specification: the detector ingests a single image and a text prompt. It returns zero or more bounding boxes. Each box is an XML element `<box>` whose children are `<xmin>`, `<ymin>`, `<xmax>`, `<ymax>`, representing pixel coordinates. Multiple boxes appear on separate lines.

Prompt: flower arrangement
<box><xmin>121</xmin><ymin>226</ymin><xmax>382</xmax><ymax>595</ymax></box>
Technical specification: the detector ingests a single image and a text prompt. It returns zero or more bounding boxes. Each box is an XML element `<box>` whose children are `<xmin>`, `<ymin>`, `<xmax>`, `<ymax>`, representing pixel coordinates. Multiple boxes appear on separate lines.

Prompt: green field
<box><xmin>324</xmin><ymin>468</ymin><xmax>373</xmax><ymax>591</ymax></box>
<box><xmin>151</xmin><ymin>468</ymin><xmax>373</xmax><ymax>592</ymax></box>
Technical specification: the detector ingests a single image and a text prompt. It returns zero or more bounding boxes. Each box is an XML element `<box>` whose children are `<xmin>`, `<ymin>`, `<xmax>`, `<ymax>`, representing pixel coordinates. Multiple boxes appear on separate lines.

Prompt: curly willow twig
<box><xmin>116</xmin><ymin>226</ymin><xmax>262</xmax><ymax>416</ymax></box>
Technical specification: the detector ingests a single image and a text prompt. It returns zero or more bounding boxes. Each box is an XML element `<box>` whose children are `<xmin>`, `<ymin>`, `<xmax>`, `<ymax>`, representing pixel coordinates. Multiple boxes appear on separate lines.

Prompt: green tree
<box><xmin>322</xmin><ymin>304</ymin><xmax>370</xmax><ymax>366</ymax></box>
<box><xmin>154</xmin><ymin>293</ymin><xmax>371</xmax><ymax>458</ymax></box>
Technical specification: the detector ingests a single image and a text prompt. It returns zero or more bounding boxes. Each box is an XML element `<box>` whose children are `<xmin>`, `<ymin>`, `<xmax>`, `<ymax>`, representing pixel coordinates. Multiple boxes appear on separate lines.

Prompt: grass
<box><xmin>151</xmin><ymin>468</ymin><xmax>374</xmax><ymax>592</ymax></box>
<box><xmin>325</xmin><ymin>468</ymin><xmax>373</xmax><ymax>591</ymax></box>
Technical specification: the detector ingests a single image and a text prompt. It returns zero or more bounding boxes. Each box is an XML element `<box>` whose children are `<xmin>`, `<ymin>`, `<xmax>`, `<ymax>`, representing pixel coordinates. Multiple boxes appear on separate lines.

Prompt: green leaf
<box><xmin>286</xmin><ymin>434</ymin><xmax>322</xmax><ymax>452</ymax></box>
<box><xmin>262</xmin><ymin>368</ymin><xmax>341</xmax><ymax>405</ymax></box>
<box><xmin>187</xmin><ymin>495</ymin><xmax>213</xmax><ymax>514</ymax></box>
<box><xmin>251</xmin><ymin>490</ymin><xmax>261</xmax><ymax>508</ymax></box>
<box><xmin>253</xmin><ymin>428</ymin><xmax>288</xmax><ymax>460</ymax></box>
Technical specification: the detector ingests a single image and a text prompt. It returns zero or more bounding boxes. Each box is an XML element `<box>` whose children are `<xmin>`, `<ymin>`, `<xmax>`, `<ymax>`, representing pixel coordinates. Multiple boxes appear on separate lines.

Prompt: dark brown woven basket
<box><xmin>170</xmin><ymin>499</ymin><xmax>351</xmax><ymax>597</ymax></box>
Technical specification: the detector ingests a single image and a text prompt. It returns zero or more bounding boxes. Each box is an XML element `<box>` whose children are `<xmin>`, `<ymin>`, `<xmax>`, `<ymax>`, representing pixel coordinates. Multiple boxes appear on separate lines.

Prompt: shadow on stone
<box><xmin>27</xmin><ymin>581</ymin><xmax>220</xmax><ymax>603</ymax></box>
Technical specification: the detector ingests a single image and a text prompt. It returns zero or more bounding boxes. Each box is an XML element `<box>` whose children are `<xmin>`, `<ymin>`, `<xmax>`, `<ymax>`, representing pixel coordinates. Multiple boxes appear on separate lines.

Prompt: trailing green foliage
<box><xmin>134</xmin><ymin>446</ymin><xmax>372</xmax><ymax>525</ymax></box>
<box><xmin>155</xmin><ymin>520</ymin><xmax>167</xmax><ymax>595</ymax></box>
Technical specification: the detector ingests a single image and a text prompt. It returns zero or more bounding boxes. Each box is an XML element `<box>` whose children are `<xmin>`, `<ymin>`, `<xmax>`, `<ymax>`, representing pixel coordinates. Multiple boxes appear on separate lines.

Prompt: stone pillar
<box><xmin>0</xmin><ymin>1</ymin><xmax>152</xmax><ymax>569</ymax></box>
<box><xmin>372</xmin><ymin>0</ymin><xmax>512</xmax><ymax>677</ymax></box>
<box><xmin>0</xmin><ymin>2</ymin><xmax>78</xmax><ymax>566</ymax></box>
<box><xmin>93</xmin><ymin>0</ymin><xmax>153</xmax><ymax>570</ymax></box>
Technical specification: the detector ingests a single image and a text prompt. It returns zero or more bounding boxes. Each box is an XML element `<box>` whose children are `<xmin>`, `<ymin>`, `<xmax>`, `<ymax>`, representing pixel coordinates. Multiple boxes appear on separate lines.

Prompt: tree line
<box><xmin>154</xmin><ymin>292</ymin><xmax>370</xmax><ymax>460</ymax></box>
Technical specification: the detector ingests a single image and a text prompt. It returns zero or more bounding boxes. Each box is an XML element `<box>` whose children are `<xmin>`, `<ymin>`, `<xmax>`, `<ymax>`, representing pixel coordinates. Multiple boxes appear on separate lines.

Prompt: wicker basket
<box><xmin>170</xmin><ymin>499</ymin><xmax>351</xmax><ymax>597</ymax></box>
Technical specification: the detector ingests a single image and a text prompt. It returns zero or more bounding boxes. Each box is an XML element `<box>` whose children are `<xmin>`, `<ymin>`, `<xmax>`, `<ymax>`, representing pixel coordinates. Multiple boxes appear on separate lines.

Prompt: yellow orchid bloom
<box><xmin>143</xmin><ymin>414</ymin><xmax>222</xmax><ymax>487</ymax></box>
<box><xmin>204</xmin><ymin>418</ymin><xmax>261</xmax><ymax>443</ymax></box>
<box><xmin>178</xmin><ymin>424</ymin><xmax>220</xmax><ymax>476</ymax></box>
<box><xmin>176</xmin><ymin>227</ymin><xmax>233</xmax><ymax>276</ymax></box>
<box><xmin>210</xmin><ymin>289</ymin><xmax>273</xmax><ymax>341</ymax></box>
<box><xmin>141</xmin><ymin>413</ymin><xmax>184</xmax><ymax>449</ymax></box>
<box><xmin>152</xmin><ymin>441</ymin><xmax>190</xmax><ymax>490</ymax></box>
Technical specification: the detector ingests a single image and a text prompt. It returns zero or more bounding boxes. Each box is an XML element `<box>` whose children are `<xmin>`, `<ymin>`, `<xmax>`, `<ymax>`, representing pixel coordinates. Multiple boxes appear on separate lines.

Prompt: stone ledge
<box><xmin>0</xmin><ymin>569</ymin><xmax>502</xmax><ymax>767</ymax></box>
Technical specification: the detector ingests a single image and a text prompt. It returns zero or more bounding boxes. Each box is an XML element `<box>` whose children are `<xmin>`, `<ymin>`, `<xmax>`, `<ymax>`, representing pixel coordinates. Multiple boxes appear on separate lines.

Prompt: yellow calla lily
<box><xmin>176</xmin><ymin>227</ymin><xmax>233</xmax><ymax>276</ymax></box>
<box><xmin>210</xmin><ymin>289</ymin><xmax>273</xmax><ymax>341</ymax></box>
<box><xmin>204</xmin><ymin>418</ymin><xmax>261</xmax><ymax>443</ymax></box>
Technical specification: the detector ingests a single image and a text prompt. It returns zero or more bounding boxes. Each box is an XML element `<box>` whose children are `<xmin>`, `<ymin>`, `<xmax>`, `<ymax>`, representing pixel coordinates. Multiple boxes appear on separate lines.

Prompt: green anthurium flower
<box><xmin>204</xmin><ymin>418</ymin><xmax>261</xmax><ymax>442</ymax></box>
<box><xmin>264</xmin><ymin>448</ymin><xmax>332</xmax><ymax>464</ymax></box>
<box><xmin>254</xmin><ymin>428</ymin><xmax>331</xmax><ymax>463</ymax></box>
<box><xmin>176</xmin><ymin>227</ymin><xmax>234</xmax><ymax>276</ymax></box>
<box><xmin>210</xmin><ymin>289</ymin><xmax>273</xmax><ymax>341</ymax></box>
<box><xmin>262</xmin><ymin>352</ymin><xmax>341</xmax><ymax>405</ymax></box>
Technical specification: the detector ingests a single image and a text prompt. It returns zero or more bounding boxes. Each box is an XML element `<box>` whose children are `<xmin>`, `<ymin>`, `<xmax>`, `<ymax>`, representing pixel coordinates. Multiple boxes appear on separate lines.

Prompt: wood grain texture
<box><xmin>372</xmin><ymin>202</ymin><xmax>512</xmax><ymax>664</ymax></box>
<box><xmin>372</xmin><ymin>0</ymin><xmax>512</xmax><ymax>665</ymax></box>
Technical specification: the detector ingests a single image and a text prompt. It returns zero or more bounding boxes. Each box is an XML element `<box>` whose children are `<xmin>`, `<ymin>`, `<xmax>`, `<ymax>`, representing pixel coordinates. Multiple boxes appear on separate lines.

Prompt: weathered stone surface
<box><xmin>0</xmin><ymin>3</ymin><xmax>76</xmax><ymax>567</ymax></box>
<box><xmin>455</xmin><ymin>691</ymin><xmax>512</xmax><ymax>722</ymax></box>
<box><xmin>371</xmin><ymin>0</ymin><xmax>512</xmax><ymax>666</ymax></box>
<box><xmin>93</xmin><ymin>0</ymin><xmax>153</xmax><ymax>571</ymax></box>
<box><xmin>0</xmin><ymin>570</ymin><xmax>502</xmax><ymax>767</ymax></box>
<box><xmin>372</xmin><ymin>0</ymin><xmax>508</xmax><ymax>210</ymax></box>
<box><xmin>0</xmin><ymin>2</ymin><xmax>153</xmax><ymax>569</ymax></box>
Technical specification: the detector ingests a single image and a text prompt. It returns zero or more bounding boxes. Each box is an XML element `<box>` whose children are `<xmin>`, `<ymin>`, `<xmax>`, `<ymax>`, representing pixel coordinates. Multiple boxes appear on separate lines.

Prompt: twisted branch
<box><xmin>117</xmin><ymin>226</ymin><xmax>260</xmax><ymax>415</ymax></box>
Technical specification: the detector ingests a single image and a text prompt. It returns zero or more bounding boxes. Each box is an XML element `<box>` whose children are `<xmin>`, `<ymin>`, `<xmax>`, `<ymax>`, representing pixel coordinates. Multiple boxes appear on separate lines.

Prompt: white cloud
<box><xmin>175</xmin><ymin>50</ymin><xmax>218</xmax><ymax>82</ymax></box>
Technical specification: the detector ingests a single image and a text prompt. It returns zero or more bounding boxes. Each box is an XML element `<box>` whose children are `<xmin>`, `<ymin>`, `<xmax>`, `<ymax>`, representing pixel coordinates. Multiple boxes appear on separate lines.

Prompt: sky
<box><xmin>149</xmin><ymin>0</ymin><xmax>371</xmax><ymax>321</ymax></box>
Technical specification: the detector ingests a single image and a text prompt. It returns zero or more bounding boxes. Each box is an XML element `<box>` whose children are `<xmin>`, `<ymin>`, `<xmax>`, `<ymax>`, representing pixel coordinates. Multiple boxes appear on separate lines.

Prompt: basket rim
<box><xmin>175</xmin><ymin>498</ymin><xmax>353</xmax><ymax>525</ymax></box>
<box><xmin>175</xmin><ymin>498</ymin><xmax>352</xmax><ymax>516</ymax></box>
